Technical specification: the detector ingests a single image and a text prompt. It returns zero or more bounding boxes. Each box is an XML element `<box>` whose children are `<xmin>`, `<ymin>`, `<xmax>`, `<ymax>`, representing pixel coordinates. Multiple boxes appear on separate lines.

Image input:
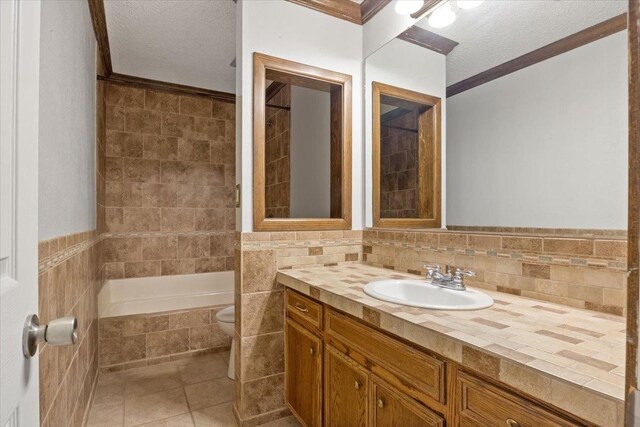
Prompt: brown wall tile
<box><xmin>125</xmin><ymin>109</ymin><xmax>162</xmax><ymax>135</ymax></box>
<box><xmin>107</xmin><ymin>84</ymin><xmax>144</xmax><ymax>108</ymax></box>
<box><xmin>162</xmin><ymin>113</ymin><xmax>195</xmax><ymax>138</ymax></box>
<box><xmin>543</xmin><ymin>238</ymin><xmax>594</xmax><ymax>256</ymax></box>
<box><xmin>242</xmin><ymin>291</ymin><xmax>284</xmax><ymax>337</ymax></box>
<box><xmin>146</xmin><ymin>329</ymin><xmax>189</xmax><ymax>357</ymax></box>
<box><xmin>190</xmin><ymin>325</ymin><xmax>229</xmax><ymax>350</ymax></box>
<box><xmin>106</xmin><ymin>131</ymin><xmax>143</xmax><ymax>158</ymax></box>
<box><xmin>145</xmin><ymin>90</ymin><xmax>180</xmax><ymax>113</ymax></box>
<box><xmin>239</xmin><ymin>374</ymin><xmax>285</xmax><ymax>419</ymax></box>
<box><xmin>180</xmin><ymin>96</ymin><xmax>212</xmax><ymax>117</ymax></box>
<box><xmin>522</xmin><ymin>263</ymin><xmax>551</xmax><ymax>279</ymax></box>
<box><xmin>124</xmin><ymin>261</ymin><xmax>161</xmax><ymax>278</ymax></box>
<box><xmin>144</xmin><ymin>136</ymin><xmax>178</xmax><ymax>160</ymax></box>
<box><xmin>242</xmin><ymin>250</ymin><xmax>277</xmax><ymax>293</ymax></box>
<box><xmin>101</xmin><ymin>83</ymin><xmax>235</xmax><ymax>281</ymax></box>
<box><xmin>104</xmin><ymin>237</ymin><xmax>142</xmax><ymax>262</ymax></box>
<box><xmin>142</xmin><ymin>236</ymin><xmax>178</xmax><ymax>260</ymax></box>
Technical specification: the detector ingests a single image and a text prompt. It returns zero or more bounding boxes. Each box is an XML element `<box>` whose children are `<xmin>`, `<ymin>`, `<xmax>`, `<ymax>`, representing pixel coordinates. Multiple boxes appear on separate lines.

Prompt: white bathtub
<box><xmin>98</xmin><ymin>271</ymin><xmax>234</xmax><ymax>318</ymax></box>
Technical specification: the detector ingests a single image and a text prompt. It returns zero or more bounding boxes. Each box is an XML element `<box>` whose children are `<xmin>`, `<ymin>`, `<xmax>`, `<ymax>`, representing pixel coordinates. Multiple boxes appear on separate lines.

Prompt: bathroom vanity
<box><xmin>279</xmin><ymin>264</ymin><xmax>624</xmax><ymax>427</ymax></box>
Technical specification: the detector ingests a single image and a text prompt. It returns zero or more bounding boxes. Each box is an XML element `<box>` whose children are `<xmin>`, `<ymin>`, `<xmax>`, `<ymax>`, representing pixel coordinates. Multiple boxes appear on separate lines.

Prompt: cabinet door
<box><xmin>372</xmin><ymin>376</ymin><xmax>445</xmax><ymax>427</ymax></box>
<box><xmin>325</xmin><ymin>345</ymin><xmax>369</xmax><ymax>427</ymax></box>
<box><xmin>285</xmin><ymin>318</ymin><xmax>322</xmax><ymax>427</ymax></box>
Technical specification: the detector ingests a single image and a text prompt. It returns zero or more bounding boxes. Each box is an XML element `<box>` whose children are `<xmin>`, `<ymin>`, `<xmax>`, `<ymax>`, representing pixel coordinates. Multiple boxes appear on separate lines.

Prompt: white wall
<box><xmin>290</xmin><ymin>86</ymin><xmax>331</xmax><ymax>218</ymax></box>
<box><xmin>39</xmin><ymin>1</ymin><xmax>96</xmax><ymax>240</ymax></box>
<box><xmin>364</xmin><ymin>38</ymin><xmax>447</xmax><ymax>227</ymax></box>
<box><xmin>446</xmin><ymin>32</ymin><xmax>628</xmax><ymax>229</ymax></box>
<box><xmin>237</xmin><ymin>0</ymin><xmax>363</xmax><ymax>231</ymax></box>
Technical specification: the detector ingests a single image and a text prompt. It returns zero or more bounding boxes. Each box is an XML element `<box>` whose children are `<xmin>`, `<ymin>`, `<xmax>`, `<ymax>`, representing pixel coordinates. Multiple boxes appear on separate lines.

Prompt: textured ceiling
<box><xmin>104</xmin><ymin>0</ymin><xmax>236</xmax><ymax>93</ymax></box>
<box><xmin>414</xmin><ymin>0</ymin><xmax>627</xmax><ymax>85</ymax></box>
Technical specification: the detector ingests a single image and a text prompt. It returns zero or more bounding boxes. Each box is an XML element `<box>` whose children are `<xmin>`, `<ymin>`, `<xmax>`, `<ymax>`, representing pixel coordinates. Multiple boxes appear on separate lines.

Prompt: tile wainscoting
<box><xmin>234</xmin><ymin>230</ymin><xmax>363</xmax><ymax>426</ymax></box>
<box><xmin>363</xmin><ymin>229</ymin><xmax>627</xmax><ymax>315</ymax></box>
<box><xmin>38</xmin><ymin>231</ymin><xmax>104</xmax><ymax>427</ymax></box>
<box><xmin>98</xmin><ymin>305</ymin><xmax>232</xmax><ymax>372</ymax></box>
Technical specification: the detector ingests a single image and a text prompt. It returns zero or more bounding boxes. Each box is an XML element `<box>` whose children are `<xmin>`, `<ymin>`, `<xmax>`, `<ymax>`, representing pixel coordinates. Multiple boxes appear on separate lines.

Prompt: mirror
<box><xmin>365</xmin><ymin>1</ymin><xmax>628</xmax><ymax>233</ymax></box>
<box><xmin>373</xmin><ymin>82</ymin><xmax>441</xmax><ymax>228</ymax></box>
<box><xmin>253</xmin><ymin>53</ymin><xmax>352</xmax><ymax>231</ymax></box>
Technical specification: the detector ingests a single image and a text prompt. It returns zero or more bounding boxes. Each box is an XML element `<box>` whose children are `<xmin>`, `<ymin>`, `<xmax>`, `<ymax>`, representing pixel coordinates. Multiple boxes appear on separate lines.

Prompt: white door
<box><xmin>0</xmin><ymin>0</ymin><xmax>41</xmax><ymax>426</ymax></box>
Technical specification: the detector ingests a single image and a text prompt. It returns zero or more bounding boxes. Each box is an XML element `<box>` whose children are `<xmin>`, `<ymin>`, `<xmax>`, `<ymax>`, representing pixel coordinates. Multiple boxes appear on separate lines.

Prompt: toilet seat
<box><xmin>216</xmin><ymin>306</ymin><xmax>234</xmax><ymax>323</ymax></box>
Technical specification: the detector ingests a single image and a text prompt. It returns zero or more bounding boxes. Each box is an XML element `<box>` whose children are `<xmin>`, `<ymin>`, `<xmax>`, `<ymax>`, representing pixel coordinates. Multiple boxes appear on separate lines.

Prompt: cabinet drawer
<box><xmin>286</xmin><ymin>289</ymin><xmax>323</xmax><ymax>331</ymax></box>
<box><xmin>326</xmin><ymin>309</ymin><xmax>446</xmax><ymax>404</ymax></box>
<box><xmin>456</xmin><ymin>370</ymin><xmax>581</xmax><ymax>427</ymax></box>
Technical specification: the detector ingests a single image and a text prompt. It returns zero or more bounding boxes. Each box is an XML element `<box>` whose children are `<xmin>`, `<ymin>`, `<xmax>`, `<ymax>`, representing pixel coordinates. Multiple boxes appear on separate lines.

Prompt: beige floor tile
<box><xmin>191</xmin><ymin>402</ymin><xmax>237</xmax><ymax>427</ymax></box>
<box><xmin>258</xmin><ymin>416</ymin><xmax>301</xmax><ymax>427</ymax></box>
<box><xmin>124</xmin><ymin>387</ymin><xmax>190</xmax><ymax>426</ymax></box>
<box><xmin>126</xmin><ymin>364</ymin><xmax>183</xmax><ymax>397</ymax></box>
<box><xmin>184</xmin><ymin>378</ymin><xmax>234</xmax><ymax>410</ymax></box>
<box><xmin>137</xmin><ymin>413</ymin><xmax>195</xmax><ymax>427</ymax></box>
<box><xmin>87</xmin><ymin>402</ymin><xmax>124</xmax><ymax>427</ymax></box>
<box><xmin>217</xmin><ymin>351</ymin><xmax>231</xmax><ymax>366</ymax></box>
<box><xmin>178</xmin><ymin>357</ymin><xmax>228</xmax><ymax>385</ymax></box>
<box><xmin>99</xmin><ymin>371</ymin><xmax>127</xmax><ymax>386</ymax></box>
<box><xmin>93</xmin><ymin>379</ymin><xmax>126</xmax><ymax>407</ymax></box>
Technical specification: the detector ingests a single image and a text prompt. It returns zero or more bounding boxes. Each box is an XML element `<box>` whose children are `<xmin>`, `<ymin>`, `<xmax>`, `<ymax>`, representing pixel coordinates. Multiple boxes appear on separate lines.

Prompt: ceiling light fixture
<box><xmin>428</xmin><ymin>2</ymin><xmax>456</xmax><ymax>28</ymax></box>
<box><xmin>394</xmin><ymin>0</ymin><xmax>424</xmax><ymax>15</ymax></box>
<box><xmin>456</xmin><ymin>0</ymin><xmax>484</xmax><ymax>9</ymax></box>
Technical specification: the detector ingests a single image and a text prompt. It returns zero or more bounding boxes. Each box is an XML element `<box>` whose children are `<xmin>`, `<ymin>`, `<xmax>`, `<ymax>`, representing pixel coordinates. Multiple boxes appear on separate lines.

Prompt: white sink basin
<box><xmin>363</xmin><ymin>279</ymin><xmax>493</xmax><ymax>310</ymax></box>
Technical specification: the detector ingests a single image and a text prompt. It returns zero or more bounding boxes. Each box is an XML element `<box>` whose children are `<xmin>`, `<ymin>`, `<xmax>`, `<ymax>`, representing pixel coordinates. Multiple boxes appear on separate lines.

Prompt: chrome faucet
<box><xmin>424</xmin><ymin>264</ymin><xmax>475</xmax><ymax>291</ymax></box>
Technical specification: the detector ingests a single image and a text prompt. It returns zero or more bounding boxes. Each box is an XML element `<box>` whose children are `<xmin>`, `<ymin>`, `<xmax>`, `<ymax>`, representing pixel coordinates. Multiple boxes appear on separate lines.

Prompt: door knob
<box><xmin>23</xmin><ymin>314</ymin><xmax>77</xmax><ymax>358</ymax></box>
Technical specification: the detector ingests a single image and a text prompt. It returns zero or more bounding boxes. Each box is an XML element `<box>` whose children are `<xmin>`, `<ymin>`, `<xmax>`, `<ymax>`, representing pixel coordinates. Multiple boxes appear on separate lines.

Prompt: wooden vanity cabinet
<box><xmin>284</xmin><ymin>288</ymin><xmax>591</xmax><ymax>427</ymax></box>
<box><xmin>285</xmin><ymin>291</ymin><xmax>324</xmax><ymax>427</ymax></box>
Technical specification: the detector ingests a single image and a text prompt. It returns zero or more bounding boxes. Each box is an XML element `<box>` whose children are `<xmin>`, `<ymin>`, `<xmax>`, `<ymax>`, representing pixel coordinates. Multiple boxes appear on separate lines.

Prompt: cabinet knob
<box><xmin>377</xmin><ymin>399</ymin><xmax>384</xmax><ymax>409</ymax></box>
<box><xmin>506</xmin><ymin>419</ymin><xmax>520</xmax><ymax>427</ymax></box>
<box><xmin>354</xmin><ymin>380</ymin><xmax>361</xmax><ymax>390</ymax></box>
<box><xmin>309</xmin><ymin>347</ymin><xmax>314</xmax><ymax>356</ymax></box>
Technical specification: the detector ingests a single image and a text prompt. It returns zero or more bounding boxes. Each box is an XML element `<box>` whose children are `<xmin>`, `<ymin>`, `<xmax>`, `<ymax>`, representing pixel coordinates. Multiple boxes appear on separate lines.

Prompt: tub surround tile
<box><xmin>104</xmin><ymin>82</ymin><xmax>235</xmax><ymax>281</ymax></box>
<box><xmin>277</xmin><ymin>263</ymin><xmax>625</xmax><ymax>426</ymax></box>
<box><xmin>99</xmin><ymin>305</ymin><xmax>231</xmax><ymax>371</ymax></box>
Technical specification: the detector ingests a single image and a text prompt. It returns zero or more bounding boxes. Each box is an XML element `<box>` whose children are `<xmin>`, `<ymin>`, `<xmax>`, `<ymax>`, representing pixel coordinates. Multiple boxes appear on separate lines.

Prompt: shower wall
<box><xmin>102</xmin><ymin>83</ymin><xmax>236</xmax><ymax>279</ymax></box>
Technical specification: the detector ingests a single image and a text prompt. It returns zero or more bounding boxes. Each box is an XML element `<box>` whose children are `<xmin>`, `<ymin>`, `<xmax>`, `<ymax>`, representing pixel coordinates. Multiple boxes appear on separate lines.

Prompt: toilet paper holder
<box><xmin>22</xmin><ymin>314</ymin><xmax>78</xmax><ymax>358</ymax></box>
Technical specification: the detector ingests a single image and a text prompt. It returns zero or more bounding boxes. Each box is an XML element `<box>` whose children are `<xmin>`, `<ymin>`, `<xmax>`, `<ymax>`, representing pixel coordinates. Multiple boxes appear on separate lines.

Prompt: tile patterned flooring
<box><xmin>87</xmin><ymin>352</ymin><xmax>300</xmax><ymax>427</ymax></box>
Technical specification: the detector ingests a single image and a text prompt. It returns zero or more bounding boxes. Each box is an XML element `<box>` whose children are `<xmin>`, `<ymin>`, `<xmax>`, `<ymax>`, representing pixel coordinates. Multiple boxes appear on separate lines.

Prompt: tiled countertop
<box><xmin>277</xmin><ymin>263</ymin><xmax>626</xmax><ymax>427</ymax></box>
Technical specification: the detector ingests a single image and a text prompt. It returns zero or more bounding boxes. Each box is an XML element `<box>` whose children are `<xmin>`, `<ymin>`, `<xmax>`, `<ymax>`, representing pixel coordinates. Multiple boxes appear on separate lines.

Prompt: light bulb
<box><xmin>394</xmin><ymin>0</ymin><xmax>424</xmax><ymax>15</ymax></box>
<box><xmin>428</xmin><ymin>2</ymin><xmax>456</xmax><ymax>28</ymax></box>
<box><xmin>457</xmin><ymin>0</ymin><xmax>484</xmax><ymax>9</ymax></box>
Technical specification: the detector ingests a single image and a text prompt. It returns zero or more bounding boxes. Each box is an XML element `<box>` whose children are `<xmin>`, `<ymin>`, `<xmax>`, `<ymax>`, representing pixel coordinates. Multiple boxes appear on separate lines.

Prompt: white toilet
<box><xmin>215</xmin><ymin>306</ymin><xmax>235</xmax><ymax>379</ymax></box>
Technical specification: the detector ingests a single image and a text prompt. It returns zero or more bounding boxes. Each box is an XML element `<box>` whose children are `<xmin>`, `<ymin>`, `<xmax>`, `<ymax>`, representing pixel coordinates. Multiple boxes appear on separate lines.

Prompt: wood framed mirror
<box><xmin>253</xmin><ymin>53</ymin><xmax>352</xmax><ymax>231</ymax></box>
<box><xmin>372</xmin><ymin>81</ymin><xmax>441</xmax><ymax>228</ymax></box>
